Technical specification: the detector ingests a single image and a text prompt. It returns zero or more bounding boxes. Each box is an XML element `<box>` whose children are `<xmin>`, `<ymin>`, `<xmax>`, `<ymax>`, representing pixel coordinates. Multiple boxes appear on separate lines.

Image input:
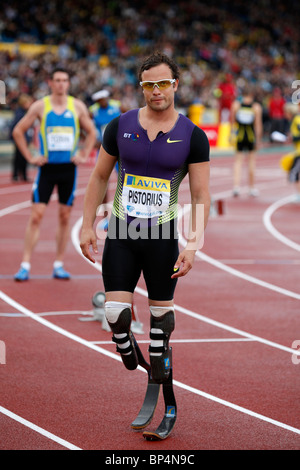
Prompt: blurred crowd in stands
<box><xmin>0</xmin><ymin>0</ymin><xmax>299</xmax><ymax>134</ymax></box>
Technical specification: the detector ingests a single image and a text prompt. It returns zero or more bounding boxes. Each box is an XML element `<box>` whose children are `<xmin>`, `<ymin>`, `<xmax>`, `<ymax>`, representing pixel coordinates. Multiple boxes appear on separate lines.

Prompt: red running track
<box><xmin>0</xmin><ymin>146</ymin><xmax>300</xmax><ymax>452</ymax></box>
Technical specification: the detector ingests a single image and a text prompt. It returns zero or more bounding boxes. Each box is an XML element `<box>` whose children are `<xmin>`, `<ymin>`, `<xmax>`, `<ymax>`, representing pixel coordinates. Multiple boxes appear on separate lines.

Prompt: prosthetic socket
<box><xmin>105</xmin><ymin>302</ymin><xmax>138</xmax><ymax>371</ymax></box>
<box><xmin>105</xmin><ymin>302</ymin><xmax>175</xmax><ymax>382</ymax></box>
<box><xmin>149</xmin><ymin>307</ymin><xmax>175</xmax><ymax>383</ymax></box>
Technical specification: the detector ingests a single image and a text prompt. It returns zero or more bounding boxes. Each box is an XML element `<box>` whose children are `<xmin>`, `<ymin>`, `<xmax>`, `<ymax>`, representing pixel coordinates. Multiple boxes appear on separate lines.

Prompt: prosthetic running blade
<box><xmin>142</xmin><ymin>357</ymin><xmax>177</xmax><ymax>441</ymax></box>
<box><xmin>131</xmin><ymin>338</ymin><xmax>160</xmax><ymax>429</ymax></box>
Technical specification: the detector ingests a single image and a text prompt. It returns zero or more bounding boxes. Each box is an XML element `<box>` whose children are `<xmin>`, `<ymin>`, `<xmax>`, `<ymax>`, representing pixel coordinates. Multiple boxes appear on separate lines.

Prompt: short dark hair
<box><xmin>138</xmin><ymin>51</ymin><xmax>180</xmax><ymax>81</ymax></box>
<box><xmin>241</xmin><ymin>84</ymin><xmax>255</xmax><ymax>97</ymax></box>
<box><xmin>50</xmin><ymin>68</ymin><xmax>70</xmax><ymax>79</ymax></box>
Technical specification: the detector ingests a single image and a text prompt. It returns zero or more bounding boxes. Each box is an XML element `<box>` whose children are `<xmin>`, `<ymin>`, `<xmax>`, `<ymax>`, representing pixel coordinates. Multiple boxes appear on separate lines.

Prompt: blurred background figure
<box><xmin>89</xmin><ymin>89</ymin><xmax>121</xmax><ymax>231</ymax></box>
<box><xmin>216</xmin><ymin>74</ymin><xmax>237</xmax><ymax>123</ymax></box>
<box><xmin>10</xmin><ymin>94</ymin><xmax>34</xmax><ymax>182</ymax></box>
<box><xmin>283</xmin><ymin>103</ymin><xmax>300</xmax><ymax>202</ymax></box>
<box><xmin>230</xmin><ymin>85</ymin><xmax>263</xmax><ymax>197</ymax></box>
<box><xmin>269</xmin><ymin>87</ymin><xmax>287</xmax><ymax>142</ymax></box>
<box><xmin>89</xmin><ymin>89</ymin><xmax>120</xmax><ymax>147</ymax></box>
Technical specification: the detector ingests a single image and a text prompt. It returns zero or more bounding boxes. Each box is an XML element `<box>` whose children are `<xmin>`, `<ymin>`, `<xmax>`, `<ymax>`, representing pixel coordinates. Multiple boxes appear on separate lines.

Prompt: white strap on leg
<box><xmin>105</xmin><ymin>301</ymin><xmax>132</xmax><ymax>355</ymax></box>
<box><xmin>149</xmin><ymin>306</ymin><xmax>175</xmax><ymax>356</ymax></box>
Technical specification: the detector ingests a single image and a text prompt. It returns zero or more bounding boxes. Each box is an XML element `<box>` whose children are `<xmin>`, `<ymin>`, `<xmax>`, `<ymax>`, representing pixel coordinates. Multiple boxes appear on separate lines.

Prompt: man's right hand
<box><xmin>80</xmin><ymin>228</ymin><xmax>98</xmax><ymax>263</ymax></box>
<box><xmin>31</xmin><ymin>155</ymin><xmax>47</xmax><ymax>166</ymax></box>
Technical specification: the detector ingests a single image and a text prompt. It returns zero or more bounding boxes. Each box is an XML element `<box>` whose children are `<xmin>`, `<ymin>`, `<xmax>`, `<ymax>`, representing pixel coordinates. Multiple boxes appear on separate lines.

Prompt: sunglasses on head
<box><xmin>139</xmin><ymin>79</ymin><xmax>176</xmax><ymax>90</ymax></box>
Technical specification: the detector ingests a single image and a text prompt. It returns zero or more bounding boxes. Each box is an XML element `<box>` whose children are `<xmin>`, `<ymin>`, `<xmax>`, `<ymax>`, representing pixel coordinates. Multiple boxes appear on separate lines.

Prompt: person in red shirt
<box><xmin>217</xmin><ymin>74</ymin><xmax>237</xmax><ymax>123</ymax></box>
<box><xmin>269</xmin><ymin>87</ymin><xmax>286</xmax><ymax>141</ymax></box>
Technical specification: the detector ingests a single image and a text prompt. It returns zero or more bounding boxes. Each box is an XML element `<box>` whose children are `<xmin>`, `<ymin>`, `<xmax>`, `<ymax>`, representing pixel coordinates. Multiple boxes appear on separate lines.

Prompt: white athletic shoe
<box><xmin>249</xmin><ymin>188</ymin><xmax>259</xmax><ymax>197</ymax></box>
<box><xmin>232</xmin><ymin>187</ymin><xmax>240</xmax><ymax>197</ymax></box>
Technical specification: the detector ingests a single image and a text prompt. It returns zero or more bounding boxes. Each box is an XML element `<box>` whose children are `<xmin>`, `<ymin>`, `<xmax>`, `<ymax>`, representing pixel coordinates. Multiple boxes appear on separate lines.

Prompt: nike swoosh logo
<box><xmin>167</xmin><ymin>138</ymin><xmax>183</xmax><ymax>143</ymax></box>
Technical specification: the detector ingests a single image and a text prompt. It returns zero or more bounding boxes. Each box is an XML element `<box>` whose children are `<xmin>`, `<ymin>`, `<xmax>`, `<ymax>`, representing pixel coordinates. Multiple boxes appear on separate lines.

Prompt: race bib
<box><xmin>122</xmin><ymin>173</ymin><xmax>171</xmax><ymax>218</ymax></box>
<box><xmin>236</xmin><ymin>108</ymin><xmax>255</xmax><ymax>125</ymax></box>
<box><xmin>47</xmin><ymin>126</ymin><xmax>74</xmax><ymax>151</ymax></box>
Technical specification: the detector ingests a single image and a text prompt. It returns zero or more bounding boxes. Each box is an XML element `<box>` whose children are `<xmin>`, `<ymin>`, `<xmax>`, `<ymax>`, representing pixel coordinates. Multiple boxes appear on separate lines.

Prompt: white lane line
<box><xmin>2</xmin><ymin>197</ymin><xmax>297</xmax><ymax>352</ymax></box>
<box><xmin>0</xmin><ymin>187</ymin><xmax>88</xmax><ymax>218</ymax></box>
<box><xmin>0</xmin><ymin>405</ymin><xmax>82</xmax><ymax>450</ymax></box>
<box><xmin>2</xmin><ymin>183</ymin><xmax>300</xmax><ymax>439</ymax></box>
<box><xmin>3</xmin><ymin>182</ymin><xmax>298</xmax><ymax>303</ymax></box>
<box><xmin>0</xmin><ymin>310</ymin><xmax>92</xmax><ymax>318</ymax></box>
<box><xmin>215</xmin><ymin>259</ymin><xmax>300</xmax><ymax>265</ymax></box>
<box><xmin>1</xmin><ymin>290</ymin><xmax>300</xmax><ymax>437</ymax></box>
<box><xmin>71</xmin><ymin>216</ymin><xmax>299</xmax><ymax>356</ymax></box>
<box><xmin>0</xmin><ymin>291</ymin><xmax>123</xmax><ymax>364</ymax></box>
<box><xmin>180</xmin><ymin>178</ymin><xmax>289</xmax><ymax>197</ymax></box>
<box><xmin>93</xmin><ymin>338</ymin><xmax>254</xmax><ymax>345</ymax></box>
<box><xmin>263</xmin><ymin>195</ymin><xmax>300</xmax><ymax>252</ymax></box>
<box><xmin>0</xmin><ymin>173</ymin><xmax>92</xmax><ymax>196</ymax></box>
<box><xmin>177</xmin><ymin>205</ymin><xmax>300</xmax><ymax>300</ymax></box>
<box><xmin>194</xmin><ymin>251</ymin><xmax>300</xmax><ymax>300</ymax></box>
<box><xmin>0</xmin><ymin>201</ymin><xmax>32</xmax><ymax>217</ymax></box>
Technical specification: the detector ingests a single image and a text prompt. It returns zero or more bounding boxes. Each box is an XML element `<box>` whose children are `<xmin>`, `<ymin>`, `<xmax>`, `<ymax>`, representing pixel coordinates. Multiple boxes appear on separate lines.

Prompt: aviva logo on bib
<box><xmin>124</xmin><ymin>174</ymin><xmax>170</xmax><ymax>192</ymax></box>
<box><xmin>122</xmin><ymin>173</ymin><xmax>171</xmax><ymax>218</ymax></box>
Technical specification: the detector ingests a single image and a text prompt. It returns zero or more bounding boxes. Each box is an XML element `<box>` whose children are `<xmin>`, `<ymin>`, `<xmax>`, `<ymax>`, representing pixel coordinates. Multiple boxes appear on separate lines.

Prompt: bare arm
<box><xmin>172</xmin><ymin>161</ymin><xmax>210</xmax><ymax>279</ymax></box>
<box><xmin>80</xmin><ymin>146</ymin><xmax>117</xmax><ymax>262</ymax></box>
<box><xmin>72</xmin><ymin>99</ymin><xmax>96</xmax><ymax>165</ymax></box>
<box><xmin>230</xmin><ymin>100</ymin><xmax>239</xmax><ymax>127</ymax></box>
<box><xmin>254</xmin><ymin>102</ymin><xmax>263</xmax><ymax>147</ymax></box>
<box><xmin>12</xmin><ymin>100</ymin><xmax>46</xmax><ymax>165</ymax></box>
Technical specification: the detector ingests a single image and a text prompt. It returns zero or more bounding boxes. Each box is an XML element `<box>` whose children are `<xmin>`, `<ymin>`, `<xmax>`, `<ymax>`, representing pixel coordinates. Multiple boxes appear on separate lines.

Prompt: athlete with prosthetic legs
<box><xmin>80</xmin><ymin>51</ymin><xmax>210</xmax><ymax>439</ymax></box>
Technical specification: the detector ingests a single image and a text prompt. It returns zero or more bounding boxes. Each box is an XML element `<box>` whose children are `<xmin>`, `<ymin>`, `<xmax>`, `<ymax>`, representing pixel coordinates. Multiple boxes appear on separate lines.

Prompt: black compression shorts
<box><xmin>289</xmin><ymin>156</ymin><xmax>300</xmax><ymax>182</ymax></box>
<box><xmin>102</xmin><ymin>217</ymin><xmax>179</xmax><ymax>301</ymax></box>
<box><xmin>32</xmin><ymin>163</ymin><xmax>77</xmax><ymax>206</ymax></box>
<box><xmin>236</xmin><ymin>125</ymin><xmax>256</xmax><ymax>152</ymax></box>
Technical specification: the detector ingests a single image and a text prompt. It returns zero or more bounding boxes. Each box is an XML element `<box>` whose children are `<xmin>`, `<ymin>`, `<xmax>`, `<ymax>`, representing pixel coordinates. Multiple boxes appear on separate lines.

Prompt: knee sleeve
<box><xmin>149</xmin><ymin>306</ymin><xmax>175</xmax><ymax>383</ymax></box>
<box><xmin>105</xmin><ymin>301</ymin><xmax>138</xmax><ymax>371</ymax></box>
<box><xmin>105</xmin><ymin>301</ymin><xmax>132</xmax><ymax>323</ymax></box>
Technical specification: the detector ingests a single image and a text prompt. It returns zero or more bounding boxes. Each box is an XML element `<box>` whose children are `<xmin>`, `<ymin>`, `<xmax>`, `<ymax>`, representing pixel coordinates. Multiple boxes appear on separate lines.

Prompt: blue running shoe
<box><xmin>53</xmin><ymin>266</ymin><xmax>71</xmax><ymax>280</ymax></box>
<box><xmin>14</xmin><ymin>267</ymin><xmax>29</xmax><ymax>282</ymax></box>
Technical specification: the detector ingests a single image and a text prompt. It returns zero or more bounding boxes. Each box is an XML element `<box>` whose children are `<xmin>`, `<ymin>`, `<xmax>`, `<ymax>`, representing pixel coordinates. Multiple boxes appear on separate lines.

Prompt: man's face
<box><xmin>98</xmin><ymin>98</ymin><xmax>109</xmax><ymax>108</ymax></box>
<box><xmin>49</xmin><ymin>72</ymin><xmax>70</xmax><ymax>96</ymax></box>
<box><xmin>141</xmin><ymin>63</ymin><xmax>178</xmax><ymax>112</ymax></box>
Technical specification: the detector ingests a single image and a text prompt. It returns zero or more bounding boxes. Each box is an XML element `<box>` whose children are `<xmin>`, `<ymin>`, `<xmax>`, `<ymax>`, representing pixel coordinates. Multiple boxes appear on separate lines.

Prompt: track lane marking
<box><xmin>1</xmin><ymin>290</ymin><xmax>300</xmax><ymax>438</ymax></box>
<box><xmin>0</xmin><ymin>405</ymin><xmax>82</xmax><ymax>450</ymax></box>
<box><xmin>92</xmin><ymin>338</ymin><xmax>254</xmax><ymax>345</ymax></box>
<box><xmin>2</xmin><ymin>181</ymin><xmax>298</xmax><ymax>302</ymax></box>
<box><xmin>1</xmin><ymin>195</ymin><xmax>299</xmax><ymax>357</ymax></box>
<box><xmin>0</xmin><ymin>186</ymin><xmax>90</xmax><ymax>218</ymax></box>
<box><xmin>1</xmin><ymin>179</ymin><xmax>300</xmax><ymax>442</ymax></box>
<box><xmin>263</xmin><ymin>195</ymin><xmax>300</xmax><ymax>252</ymax></box>
<box><xmin>71</xmin><ymin>217</ymin><xmax>299</xmax><ymax>356</ymax></box>
<box><xmin>177</xmin><ymin>205</ymin><xmax>300</xmax><ymax>300</ymax></box>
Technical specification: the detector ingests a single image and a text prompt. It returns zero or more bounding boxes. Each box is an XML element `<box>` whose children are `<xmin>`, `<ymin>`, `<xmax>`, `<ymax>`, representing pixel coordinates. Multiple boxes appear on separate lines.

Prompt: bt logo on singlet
<box><xmin>123</xmin><ymin>132</ymin><xmax>139</xmax><ymax>141</ymax></box>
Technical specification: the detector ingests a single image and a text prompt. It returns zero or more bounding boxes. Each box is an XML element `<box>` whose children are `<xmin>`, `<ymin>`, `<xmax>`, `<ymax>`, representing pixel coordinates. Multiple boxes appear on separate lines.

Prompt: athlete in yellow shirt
<box><xmin>288</xmin><ymin>111</ymin><xmax>300</xmax><ymax>201</ymax></box>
